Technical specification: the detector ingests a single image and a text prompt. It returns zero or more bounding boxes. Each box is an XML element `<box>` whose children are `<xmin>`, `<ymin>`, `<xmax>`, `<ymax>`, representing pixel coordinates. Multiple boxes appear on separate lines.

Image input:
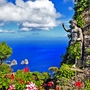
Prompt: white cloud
<box><xmin>0</xmin><ymin>29</ymin><xmax>16</xmax><ymax>33</ymax></box>
<box><xmin>38</xmin><ymin>27</ymin><xmax>49</xmax><ymax>30</ymax></box>
<box><xmin>68</xmin><ymin>7</ymin><xmax>73</xmax><ymax>11</ymax></box>
<box><xmin>0</xmin><ymin>23</ymin><xmax>4</xmax><ymax>26</ymax></box>
<box><xmin>20</xmin><ymin>27</ymin><xmax>32</xmax><ymax>32</ymax></box>
<box><xmin>0</xmin><ymin>0</ymin><xmax>61</xmax><ymax>30</ymax></box>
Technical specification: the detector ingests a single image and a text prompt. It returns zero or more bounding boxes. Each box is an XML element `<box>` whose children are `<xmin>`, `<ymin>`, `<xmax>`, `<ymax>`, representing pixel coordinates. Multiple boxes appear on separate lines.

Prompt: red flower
<box><xmin>20</xmin><ymin>80</ymin><xmax>24</xmax><ymax>84</ymax></box>
<box><xmin>6</xmin><ymin>74</ymin><xmax>10</xmax><ymax>78</ymax></box>
<box><xmin>10</xmin><ymin>74</ymin><xmax>14</xmax><ymax>80</ymax></box>
<box><xmin>75</xmin><ymin>81</ymin><xmax>82</xmax><ymax>88</ymax></box>
<box><xmin>47</xmin><ymin>81</ymin><xmax>54</xmax><ymax>87</ymax></box>
<box><xmin>23</xmin><ymin>67</ymin><xmax>29</xmax><ymax>72</ymax></box>
<box><xmin>56</xmin><ymin>86</ymin><xmax>61</xmax><ymax>90</ymax></box>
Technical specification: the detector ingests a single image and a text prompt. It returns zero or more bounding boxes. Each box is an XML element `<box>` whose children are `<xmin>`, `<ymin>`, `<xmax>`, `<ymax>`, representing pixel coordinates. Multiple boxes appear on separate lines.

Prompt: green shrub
<box><xmin>86</xmin><ymin>48</ymin><xmax>90</xmax><ymax>54</ymax></box>
<box><xmin>62</xmin><ymin>42</ymin><xmax>81</xmax><ymax>64</ymax></box>
<box><xmin>55</xmin><ymin>64</ymin><xmax>76</xmax><ymax>80</ymax></box>
<box><xmin>0</xmin><ymin>63</ymin><xmax>12</xmax><ymax>74</ymax></box>
<box><xmin>54</xmin><ymin>64</ymin><xmax>76</xmax><ymax>86</ymax></box>
<box><xmin>84</xmin><ymin>79</ymin><xmax>90</xmax><ymax>90</ymax></box>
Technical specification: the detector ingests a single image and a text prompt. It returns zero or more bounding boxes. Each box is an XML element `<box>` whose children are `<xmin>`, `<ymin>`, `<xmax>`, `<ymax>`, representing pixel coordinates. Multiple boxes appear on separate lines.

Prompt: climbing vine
<box><xmin>73</xmin><ymin>0</ymin><xmax>90</xmax><ymax>28</ymax></box>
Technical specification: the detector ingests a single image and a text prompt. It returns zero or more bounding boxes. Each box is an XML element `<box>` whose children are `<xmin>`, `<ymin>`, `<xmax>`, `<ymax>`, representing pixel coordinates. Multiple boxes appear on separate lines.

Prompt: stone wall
<box><xmin>82</xmin><ymin>7</ymin><xmax>90</xmax><ymax>68</ymax></box>
<box><xmin>83</xmin><ymin>25</ymin><xmax>90</xmax><ymax>68</ymax></box>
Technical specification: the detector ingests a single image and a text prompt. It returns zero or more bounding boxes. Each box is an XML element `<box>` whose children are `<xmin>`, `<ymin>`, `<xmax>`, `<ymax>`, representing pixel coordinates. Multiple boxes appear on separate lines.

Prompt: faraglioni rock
<box><xmin>21</xmin><ymin>59</ymin><xmax>29</xmax><ymax>65</ymax></box>
<box><xmin>10</xmin><ymin>59</ymin><xmax>18</xmax><ymax>66</ymax></box>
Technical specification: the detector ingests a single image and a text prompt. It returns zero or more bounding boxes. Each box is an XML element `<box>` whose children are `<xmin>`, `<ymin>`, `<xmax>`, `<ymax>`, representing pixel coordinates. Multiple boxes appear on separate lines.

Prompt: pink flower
<box><xmin>8</xmin><ymin>84</ymin><xmax>15</xmax><ymax>90</ymax></box>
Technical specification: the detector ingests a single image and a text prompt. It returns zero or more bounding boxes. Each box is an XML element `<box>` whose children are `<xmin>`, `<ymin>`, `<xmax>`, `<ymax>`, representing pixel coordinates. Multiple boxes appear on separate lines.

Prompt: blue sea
<box><xmin>2</xmin><ymin>38</ymin><xmax>68</xmax><ymax>73</ymax></box>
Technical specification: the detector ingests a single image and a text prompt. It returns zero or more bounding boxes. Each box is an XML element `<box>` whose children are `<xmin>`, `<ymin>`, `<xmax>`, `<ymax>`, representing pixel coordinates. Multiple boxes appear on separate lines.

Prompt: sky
<box><xmin>0</xmin><ymin>0</ymin><xmax>75</xmax><ymax>40</ymax></box>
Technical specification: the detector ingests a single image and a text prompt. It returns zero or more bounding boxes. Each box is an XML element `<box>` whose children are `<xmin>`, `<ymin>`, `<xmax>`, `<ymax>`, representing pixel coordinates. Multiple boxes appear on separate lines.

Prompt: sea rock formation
<box><xmin>10</xmin><ymin>59</ymin><xmax>18</xmax><ymax>66</ymax></box>
<box><xmin>21</xmin><ymin>59</ymin><xmax>29</xmax><ymax>65</ymax></box>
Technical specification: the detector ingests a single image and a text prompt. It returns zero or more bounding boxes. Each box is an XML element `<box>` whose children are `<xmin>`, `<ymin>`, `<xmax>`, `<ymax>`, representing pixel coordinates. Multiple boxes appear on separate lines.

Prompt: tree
<box><xmin>0</xmin><ymin>42</ymin><xmax>12</xmax><ymax>64</ymax></box>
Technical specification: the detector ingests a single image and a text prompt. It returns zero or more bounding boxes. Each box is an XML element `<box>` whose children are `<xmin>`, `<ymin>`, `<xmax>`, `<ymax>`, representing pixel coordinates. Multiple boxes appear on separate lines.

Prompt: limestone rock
<box><xmin>21</xmin><ymin>59</ymin><xmax>29</xmax><ymax>65</ymax></box>
<box><xmin>10</xmin><ymin>59</ymin><xmax>18</xmax><ymax>66</ymax></box>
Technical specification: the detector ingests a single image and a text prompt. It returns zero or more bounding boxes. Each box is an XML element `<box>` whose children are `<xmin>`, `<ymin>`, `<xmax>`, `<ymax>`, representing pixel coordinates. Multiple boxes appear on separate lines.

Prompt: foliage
<box><xmin>55</xmin><ymin>64</ymin><xmax>76</xmax><ymax>79</ymax></box>
<box><xmin>0</xmin><ymin>42</ymin><xmax>12</xmax><ymax>64</ymax></box>
<box><xmin>0</xmin><ymin>63</ymin><xmax>90</xmax><ymax>89</ymax></box>
<box><xmin>0</xmin><ymin>72</ymin><xmax>12</xmax><ymax>89</ymax></box>
<box><xmin>73</xmin><ymin>0</ymin><xmax>90</xmax><ymax>28</ymax></box>
<box><xmin>0</xmin><ymin>66</ymin><xmax>50</xmax><ymax>90</ymax></box>
<box><xmin>54</xmin><ymin>64</ymin><xmax>76</xmax><ymax>86</ymax></box>
<box><xmin>56</xmin><ymin>77</ymin><xmax>68</xmax><ymax>86</ymax></box>
<box><xmin>61</xmin><ymin>42</ymin><xmax>81</xmax><ymax>64</ymax></box>
<box><xmin>14</xmin><ymin>70</ymin><xmax>45</xmax><ymax>89</ymax></box>
<box><xmin>42</xmin><ymin>72</ymin><xmax>50</xmax><ymax>81</ymax></box>
<box><xmin>49</xmin><ymin>66</ymin><xmax>58</xmax><ymax>74</ymax></box>
<box><xmin>86</xmin><ymin>48</ymin><xmax>90</xmax><ymax>54</ymax></box>
<box><xmin>84</xmin><ymin>79</ymin><xmax>90</xmax><ymax>90</ymax></box>
<box><xmin>0</xmin><ymin>63</ymin><xmax>12</xmax><ymax>74</ymax></box>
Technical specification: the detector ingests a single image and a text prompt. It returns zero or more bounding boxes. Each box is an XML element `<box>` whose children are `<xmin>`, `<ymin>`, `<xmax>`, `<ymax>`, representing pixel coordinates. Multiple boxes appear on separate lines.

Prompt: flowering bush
<box><xmin>14</xmin><ymin>70</ymin><xmax>44</xmax><ymax>90</ymax></box>
<box><xmin>0</xmin><ymin>65</ymin><xmax>50</xmax><ymax>90</ymax></box>
<box><xmin>1</xmin><ymin>63</ymin><xmax>89</xmax><ymax>90</ymax></box>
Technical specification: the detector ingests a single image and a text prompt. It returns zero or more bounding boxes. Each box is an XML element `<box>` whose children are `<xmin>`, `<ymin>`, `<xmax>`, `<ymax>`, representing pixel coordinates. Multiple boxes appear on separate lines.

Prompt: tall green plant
<box><xmin>0</xmin><ymin>42</ymin><xmax>12</xmax><ymax>64</ymax></box>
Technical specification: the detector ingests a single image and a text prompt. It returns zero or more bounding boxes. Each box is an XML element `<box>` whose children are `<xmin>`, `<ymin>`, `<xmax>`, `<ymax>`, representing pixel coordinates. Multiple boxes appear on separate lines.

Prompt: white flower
<box><xmin>25</xmin><ymin>82</ymin><xmax>37</xmax><ymax>90</ymax></box>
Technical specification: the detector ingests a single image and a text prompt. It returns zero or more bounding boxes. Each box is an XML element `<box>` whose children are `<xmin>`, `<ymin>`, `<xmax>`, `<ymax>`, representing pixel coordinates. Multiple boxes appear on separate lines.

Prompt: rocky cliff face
<box><xmin>83</xmin><ymin>25</ymin><xmax>90</xmax><ymax>68</ymax></box>
<box><xmin>82</xmin><ymin>7</ymin><xmax>90</xmax><ymax>68</ymax></box>
<box><xmin>82</xmin><ymin>8</ymin><xmax>90</xmax><ymax>27</ymax></box>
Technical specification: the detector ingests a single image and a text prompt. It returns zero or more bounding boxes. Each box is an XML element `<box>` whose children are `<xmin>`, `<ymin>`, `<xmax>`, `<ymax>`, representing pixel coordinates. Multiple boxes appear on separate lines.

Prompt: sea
<box><xmin>2</xmin><ymin>37</ymin><xmax>69</xmax><ymax>73</ymax></box>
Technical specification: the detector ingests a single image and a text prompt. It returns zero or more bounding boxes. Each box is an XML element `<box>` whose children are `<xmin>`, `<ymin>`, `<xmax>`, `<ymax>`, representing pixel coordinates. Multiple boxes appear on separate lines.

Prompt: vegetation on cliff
<box><xmin>73</xmin><ymin>0</ymin><xmax>90</xmax><ymax>28</ymax></box>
